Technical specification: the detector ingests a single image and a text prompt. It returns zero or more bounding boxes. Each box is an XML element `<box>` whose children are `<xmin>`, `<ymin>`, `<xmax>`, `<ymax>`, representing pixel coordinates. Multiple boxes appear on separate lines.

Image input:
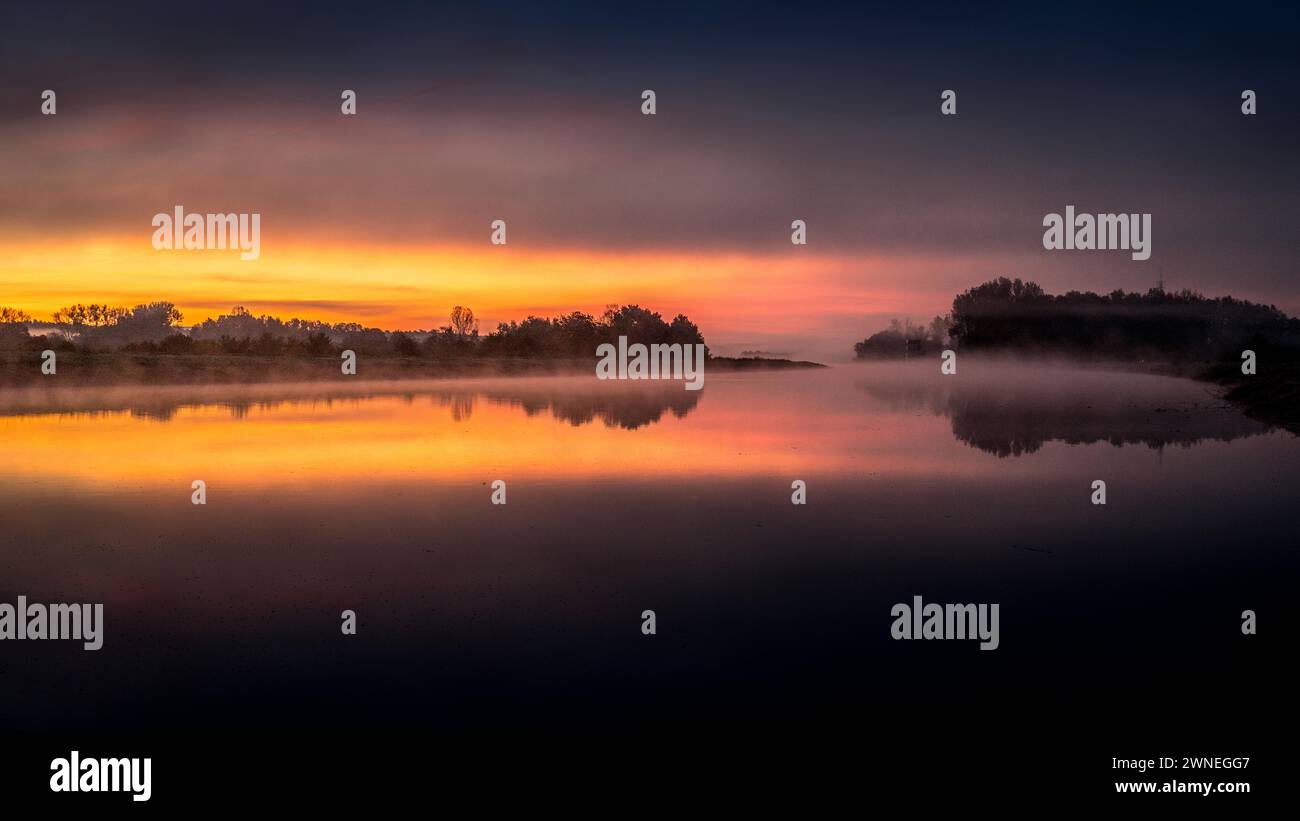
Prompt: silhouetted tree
<box><xmin>80</xmin><ymin>302</ymin><xmax>183</xmax><ymax>346</ymax></box>
<box><xmin>390</xmin><ymin>332</ymin><xmax>421</xmax><ymax>357</ymax></box>
<box><xmin>854</xmin><ymin>316</ymin><xmax>950</xmax><ymax>358</ymax></box>
<box><xmin>450</xmin><ymin>306</ymin><xmax>478</xmax><ymax>338</ymax></box>
<box><xmin>17</xmin><ymin>300</ymin><xmax>712</xmax><ymax>363</ymax></box>
<box><xmin>0</xmin><ymin>307</ymin><xmax>30</xmax><ymax>351</ymax></box>
<box><xmin>943</xmin><ymin>277</ymin><xmax>1300</xmax><ymax>361</ymax></box>
<box><xmin>52</xmin><ymin>303</ymin><xmax>126</xmax><ymax>328</ymax></box>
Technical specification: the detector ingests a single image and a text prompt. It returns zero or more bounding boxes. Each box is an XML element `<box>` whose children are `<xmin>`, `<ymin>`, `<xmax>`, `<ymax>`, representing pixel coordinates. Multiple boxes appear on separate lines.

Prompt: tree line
<box><xmin>0</xmin><ymin>301</ymin><xmax>707</xmax><ymax>360</ymax></box>
<box><xmin>855</xmin><ymin>278</ymin><xmax>1300</xmax><ymax>362</ymax></box>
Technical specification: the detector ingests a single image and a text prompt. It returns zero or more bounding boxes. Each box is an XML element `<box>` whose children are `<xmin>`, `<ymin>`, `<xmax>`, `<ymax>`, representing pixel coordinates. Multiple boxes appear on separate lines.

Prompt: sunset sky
<box><xmin>2</xmin><ymin>1</ymin><xmax>1296</xmax><ymax>359</ymax></box>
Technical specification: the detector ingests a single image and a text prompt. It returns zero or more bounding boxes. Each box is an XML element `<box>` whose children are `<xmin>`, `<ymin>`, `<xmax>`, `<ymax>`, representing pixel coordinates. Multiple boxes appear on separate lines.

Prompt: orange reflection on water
<box><xmin>0</xmin><ymin>372</ymin><xmax>981</xmax><ymax>492</ymax></box>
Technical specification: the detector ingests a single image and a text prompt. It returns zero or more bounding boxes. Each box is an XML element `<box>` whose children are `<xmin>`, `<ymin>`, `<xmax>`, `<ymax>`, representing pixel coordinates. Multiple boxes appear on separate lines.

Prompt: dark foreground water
<box><xmin>0</xmin><ymin>363</ymin><xmax>1291</xmax><ymax>783</ymax></box>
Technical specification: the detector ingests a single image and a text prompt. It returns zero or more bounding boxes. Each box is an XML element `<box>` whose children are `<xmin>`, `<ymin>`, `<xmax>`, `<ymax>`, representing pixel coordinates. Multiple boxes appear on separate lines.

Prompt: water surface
<box><xmin>0</xmin><ymin>363</ymin><xmax>1292</xmax><ymax>739</ymax></box>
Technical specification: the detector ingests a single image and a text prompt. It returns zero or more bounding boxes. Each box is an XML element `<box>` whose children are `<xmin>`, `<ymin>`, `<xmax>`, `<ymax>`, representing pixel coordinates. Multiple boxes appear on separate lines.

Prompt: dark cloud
<box><xmin>2</xmin><ymin>1</ymin><xmax>1297</xmax><ymax>305</ymax></box>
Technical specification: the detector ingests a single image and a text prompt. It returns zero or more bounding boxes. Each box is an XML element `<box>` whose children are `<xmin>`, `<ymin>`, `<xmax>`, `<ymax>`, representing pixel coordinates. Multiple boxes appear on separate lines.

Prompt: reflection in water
<box><xmin>855</xmin><ymin>364</ymin><xmax>1272</xmax><ymax>456</ymax></box>
<box><xmin>0</xmin><ymin>365</ymin><xmax>1285</xmax><ymax>498</ymax></box>
<box><xmin>0</xmin><ymin>377</ymin><xmax>701</xmax><ymax>430</ymax></box>
<box><xmin>0</xmin><ymin>363</ymin><xmax>1296</xmax><ymax>734</ymax></box>
<box><xmin>0</xmin><ymin>376</ymin><xmax>721</xmax><ymax>490</ymax></box>
<box><xmin>470</xmin><ymin>385</ymin><xmax>699</xmax><ymax>429</ymax></box>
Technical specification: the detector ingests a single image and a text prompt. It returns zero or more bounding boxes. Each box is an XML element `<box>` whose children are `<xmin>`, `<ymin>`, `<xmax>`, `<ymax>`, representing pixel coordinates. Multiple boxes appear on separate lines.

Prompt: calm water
<box><xmin>0</xmin><ymin>362</ymin><xmax>1293</xmax><ymax>740</ymax></box>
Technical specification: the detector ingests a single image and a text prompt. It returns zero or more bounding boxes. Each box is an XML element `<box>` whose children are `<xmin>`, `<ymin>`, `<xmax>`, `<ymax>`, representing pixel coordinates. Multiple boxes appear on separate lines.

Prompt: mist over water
<box><xmin>0</xmin><ymin>363</ymin><xmax>1293</xmax><ymax>732</ymax></box>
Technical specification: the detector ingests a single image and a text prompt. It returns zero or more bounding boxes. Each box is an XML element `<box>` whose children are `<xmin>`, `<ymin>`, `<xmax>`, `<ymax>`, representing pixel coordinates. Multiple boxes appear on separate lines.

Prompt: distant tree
<box><xmin>476</xmin><ymin>305</ymin><xmax>708</xmax><ymax>359</ymax></box>
<box><xmin>303</xmin><ymin>332</ymin><xmax>336</xmax><ymax>357</ymax></box>
<box><xmin>854</xmin><ymin>315</ymin><xmax>950</xmax><ymax>359</ymax></box>
<box><xmin>0</xmin><ymin>308</ymin><xmax>30</xmax><ymax>351</ymax></box>
<box><xmin>52</xmin><ymin>303</ymin><xmax>125</xmax><ymax>328</ymax></box>
<box><xmin>668</xmin><ymin>314</ymin><xmax>706</xmax><ymax>348</ymax></box>
<box><xmin>552</xmin><ymin>311</ymin><xmax>601</xmax><ymax>355</ymax></box>
<box><xmin>928</xmin><ymin>315</ymin><xmax>952</xmax><ymax>346</ymax></box>
<box><xmin>390</xmin><ymin>332</ymin><xmax>421</xmax><ymax>356</ymax></box>
<box><xmin>28</xmin><ymin>299</ymin><xmax>713</xmax><ymax>362</ymax></box>
<box><xmin>602</xmin><ymin>305</ymin><xmax>673</xmax><ymax>345</ymax></box>
<box><xmin>125</xmin><ymin>302</ymin><xmax>182</xmax><ymax>329</ymax></box>
<box><xmin>341</xmin><ymin>328</ymin><xmax>390</xmax><ymax>356</ymax></box>
<box><xmin>944</xmin><ymin>277</ymin><xmax>1300</xmax><ymax>361</ymax></box>
<box><xmin>51</xmin><ymin>304</ymin><xmax>86</xmax><ymax>326</ymax></box>
<box><xmin>82</xmin><ymin>301</ymin><xmax>183</xmax><ymax>346</ymax></box>
<box><xmin>158</xmin><ymin>333</ymin><xmax>197</xmax><ymax>354</ymax></box>
<box><xmin>193</xmin><ymin>306</ymin><xmax>266</xmax><ymax>341</ymax></box>
<box><xmin>450</xmin><ymin>306</ymin><xmax>478</xmax><ymax>338</ymax></box>
<box><xmin>250</xmin><ymin>332</ymin><xmax>284</xmax><ymax>356</ymax></box>
<box><xmin>88</xmin><ymin>304</ymin><xmax>126</xmax><ymax>327</ymax></box>
<box><xmin>1</xmin><ymin>306</ymin><xmax>33</xmax><ymax>324</ymax></box>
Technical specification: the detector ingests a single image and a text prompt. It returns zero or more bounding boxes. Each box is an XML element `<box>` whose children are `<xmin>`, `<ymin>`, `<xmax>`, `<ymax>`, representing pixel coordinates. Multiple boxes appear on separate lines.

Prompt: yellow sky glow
<box><xmin>1</xmin><ymin>235</ymin><xmax>936</xmax><ymax>342</ymax></box>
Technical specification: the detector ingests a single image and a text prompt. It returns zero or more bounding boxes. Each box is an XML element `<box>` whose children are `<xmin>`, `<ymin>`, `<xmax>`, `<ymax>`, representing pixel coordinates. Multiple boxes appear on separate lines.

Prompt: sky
<box><xmin>1</xmin><ymin>1</ymin><xmax>1297</xmax><ymax>360</ymax></box>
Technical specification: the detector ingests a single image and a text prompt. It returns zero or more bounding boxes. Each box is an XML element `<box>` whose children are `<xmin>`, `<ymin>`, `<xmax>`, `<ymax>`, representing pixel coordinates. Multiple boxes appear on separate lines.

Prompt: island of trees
<box><xmin>853</xmin><ymin>277</ymin><xmax>1300</xmax><ymax>429</ymax></box>
<box><xmin>0</xmin><ymin>301</ymin><xmax>819</xmax><ymax>385</ymax></box>
<box><xmin>855</xmin><ymin>277</ymin><xmax>1300</xmax><ymax>363</ymax></box>
<box><xmin>2</xmin><ymin>302</ymin><xmax>703</xmax><ymax>357</ymax></box>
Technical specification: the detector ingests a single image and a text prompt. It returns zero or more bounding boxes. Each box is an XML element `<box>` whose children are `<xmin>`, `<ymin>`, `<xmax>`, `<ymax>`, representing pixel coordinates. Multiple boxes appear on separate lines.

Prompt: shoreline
<box><xmin>4</xmin><ymin>349</ymin><xmax>1291</xmax><ymax>435</ymax></box>
<box><xmin>0</xmin><ymin>351</ymin><xmax>825</xmax><ymax>388</ymax></box>
<box><xmin>847</xmin><ymin>353</ymin><xmax>1300</xmax><ymax>435</ymax></box>
<box><xmin>1196</xmin><ymin>360</ymin><xmax>1300</xmax><ymax>436</ymax></box>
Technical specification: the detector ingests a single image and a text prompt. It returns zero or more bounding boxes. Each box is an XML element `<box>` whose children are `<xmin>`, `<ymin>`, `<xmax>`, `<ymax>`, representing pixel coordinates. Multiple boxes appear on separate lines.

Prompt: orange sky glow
<box><xmin>2</xmin><ymin>233</ymin><xmax>996</xmax><ymax>358</ymax></box>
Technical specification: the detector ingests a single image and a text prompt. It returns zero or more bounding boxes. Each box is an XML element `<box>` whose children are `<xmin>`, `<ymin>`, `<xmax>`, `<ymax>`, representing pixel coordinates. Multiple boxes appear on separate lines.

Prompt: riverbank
<box><xmin>0</xmin><ymin>351</ymin><xmax>824</xmax><ymax>387</ymax></box>
<box><xmin>849</xmin><ymin>350</ymin><xmax>1299</xmax><ymax>437</ymax></box>
<box><xmin>1115</xmin><ymin>355</ymin><xmax>1300</xmax><ymax>435</ymax></box>
<box><xmin>1197</xmin><ymin>358</ymin><xmax>1300</xmax><ymax>436</ymax></box>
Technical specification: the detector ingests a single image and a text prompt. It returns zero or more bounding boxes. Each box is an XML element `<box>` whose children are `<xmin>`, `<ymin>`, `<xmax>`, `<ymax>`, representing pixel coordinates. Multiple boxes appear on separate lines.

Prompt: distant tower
<box><xmin>1156</xmin><ymin>268</ymin><xmax>1165</xmax><ymax>294</ymax></box>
